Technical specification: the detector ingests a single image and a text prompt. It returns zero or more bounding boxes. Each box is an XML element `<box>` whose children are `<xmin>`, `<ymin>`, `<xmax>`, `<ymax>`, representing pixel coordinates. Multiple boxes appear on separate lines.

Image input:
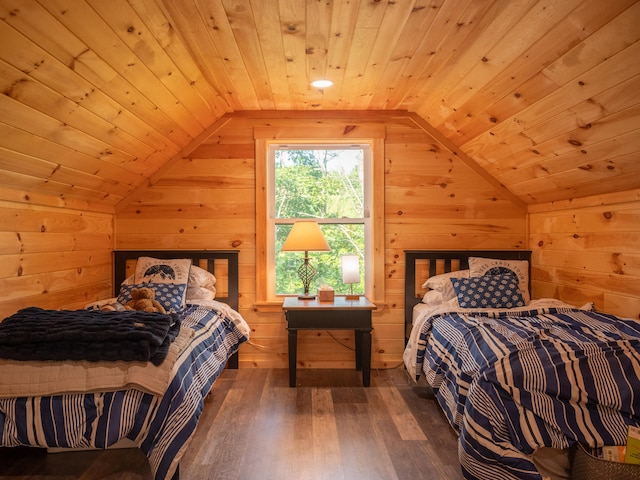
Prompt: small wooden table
<box><xmin>283</xmin><ymin>296</ymin><xmax>376</xmax><ymax>387</ymax></box>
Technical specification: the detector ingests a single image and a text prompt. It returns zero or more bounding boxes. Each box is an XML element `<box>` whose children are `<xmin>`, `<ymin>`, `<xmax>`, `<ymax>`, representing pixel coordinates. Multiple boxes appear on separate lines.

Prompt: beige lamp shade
<box><xmin>281</xmin><ymin>221</ymin><xmax>330</xmax><ymax>252</ymax></box>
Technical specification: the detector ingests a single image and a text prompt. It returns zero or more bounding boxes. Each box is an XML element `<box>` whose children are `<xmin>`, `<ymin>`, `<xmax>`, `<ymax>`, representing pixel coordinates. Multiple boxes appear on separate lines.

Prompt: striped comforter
<box><xmin>405</xmin><ymin>305</ymin><xmax>640</xmax><ymax>480</ymax></box>
<box><xmin>0</xmin><ymin>301</ymin><xmax>250</xmax><ymax>480</ymax></box>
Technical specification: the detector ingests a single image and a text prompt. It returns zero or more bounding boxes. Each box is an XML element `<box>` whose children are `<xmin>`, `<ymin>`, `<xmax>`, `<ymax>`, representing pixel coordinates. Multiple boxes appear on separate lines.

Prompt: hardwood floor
<box><xmin>0</xmin><ymin>368</ymin><xmax>464</xmax><ymax>480</ymax></box>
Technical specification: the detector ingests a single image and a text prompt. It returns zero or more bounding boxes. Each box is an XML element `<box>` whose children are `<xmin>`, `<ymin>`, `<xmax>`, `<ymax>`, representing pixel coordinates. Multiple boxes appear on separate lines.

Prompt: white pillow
<box><xmin>189</xmin><ymin>265</ymin><xmax>216</xmax><ymax>289</ymax></box>
<box><xmin>468</xmin><ymin>257</ymin><xmax>530</xmax><ymax>303</ymax></box>
<box><xmin>186</xmin><ymin>285</ymin><xmax>216</xmax><ymax>301</ymax></box>
<box><xmin>421</xmin><ymin>290</ymin><xmax>444</xmax><ymax>305</ymax></box>
<box><xmin>187</xmin><ymin>265</ymin><xmax>217</xmax><ymax>300</ymax></box>
<box><xmin>422</xmin><ymin>269</ymin><xmax>470</xmax><ymax>301</ymax></box>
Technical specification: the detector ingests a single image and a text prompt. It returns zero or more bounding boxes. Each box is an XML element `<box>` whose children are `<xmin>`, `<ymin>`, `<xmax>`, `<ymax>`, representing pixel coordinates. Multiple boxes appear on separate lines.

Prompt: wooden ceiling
<box><xmin>1</xmin><ymin>0</ymin><xmax>639</xmax><ymax>211</ymax></box>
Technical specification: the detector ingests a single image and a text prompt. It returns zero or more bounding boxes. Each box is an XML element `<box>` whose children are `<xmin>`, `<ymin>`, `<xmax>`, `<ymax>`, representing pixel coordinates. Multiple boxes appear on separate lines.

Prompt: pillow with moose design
<box><xmin>133</xmin><ymin>257</ymin><xmax>191</xmax><ymax>309</ymax></box>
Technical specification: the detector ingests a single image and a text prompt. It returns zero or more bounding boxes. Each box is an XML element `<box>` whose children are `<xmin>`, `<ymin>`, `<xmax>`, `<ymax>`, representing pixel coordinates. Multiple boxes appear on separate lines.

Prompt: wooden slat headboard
<box><xmin>404</xmin><ymin>250</ymin><xmax>532</xmax><ymax>343</ymax></box>
<box><xmin>113</xmin><ymin>250</ymin><xmax>239</xmax><ymax>312</ymax></box>
<box><xmin>113</xmin><ymin>250</ymin><xmax>241</xmax><ymax>368</ymax></box>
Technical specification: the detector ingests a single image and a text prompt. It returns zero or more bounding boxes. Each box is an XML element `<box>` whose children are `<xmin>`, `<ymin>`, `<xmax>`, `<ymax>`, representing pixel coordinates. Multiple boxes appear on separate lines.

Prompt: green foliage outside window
<box><xmin>274</xmin><ymin>148</ymin><xmax>366</xmax><ymax>295</ymax></box>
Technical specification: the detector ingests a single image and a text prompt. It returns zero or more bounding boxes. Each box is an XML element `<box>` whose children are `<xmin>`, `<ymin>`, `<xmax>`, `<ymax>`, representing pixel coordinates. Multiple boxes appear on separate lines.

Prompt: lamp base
<box><xmin>345</xmin><ymin>294</ymin><xmax>360</xmax><ymax>301</ymax></box>
<box><xmin>298</xmin><ymin>294</ymin><xmax>316</xmax><ymax>300</ymax></box>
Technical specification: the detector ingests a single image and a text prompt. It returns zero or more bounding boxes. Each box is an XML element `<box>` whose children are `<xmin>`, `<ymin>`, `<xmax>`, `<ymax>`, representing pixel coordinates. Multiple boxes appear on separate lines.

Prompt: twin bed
<box><xmin>403</xmin><ymin>250</ymin><xmax>640</xmax><ymax>480</ymax></box>
<box><xmin>0</xmin><ymin>250</ymin><xmax>250</xmax><ymax>480</ymax></box>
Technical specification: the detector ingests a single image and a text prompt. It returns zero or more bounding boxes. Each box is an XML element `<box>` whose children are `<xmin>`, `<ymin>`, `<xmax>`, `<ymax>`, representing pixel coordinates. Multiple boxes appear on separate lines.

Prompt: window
<box><xmin>270</xmin><ymin>144</ymin><xmax>370</xmax><ymax>296</ymax></box>
<box><xmin>254</xmin><ymin>125</ymin><xmax>385</xmax><ymax>307</ymax></box>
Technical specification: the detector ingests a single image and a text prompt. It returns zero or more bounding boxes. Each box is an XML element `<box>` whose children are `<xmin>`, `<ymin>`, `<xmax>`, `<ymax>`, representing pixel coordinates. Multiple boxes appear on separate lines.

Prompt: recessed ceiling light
<box><xmin>310</xmin><ymin>79</ymin><xmax>334</xmax><ymax>88</ymax></box>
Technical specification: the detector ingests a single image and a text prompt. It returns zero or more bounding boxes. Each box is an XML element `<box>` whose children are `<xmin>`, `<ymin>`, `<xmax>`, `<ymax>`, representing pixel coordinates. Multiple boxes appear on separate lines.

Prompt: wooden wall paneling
<box><xmin>464</xmin><ymin>41</ymin><xmax>640</xmax><ymax>168</ymax></box>
<box><xmin>114</xmin><ymin>232</ymin><xmax>255</xmax><ymax>250</ymax></box>
<box><xmin>333</xmin><ymin>2</ymin><xmax>381</xmax><ymax>111</ymax></box>
<box><xmin>0</xmin><ymin>184</ymin><xmax>108</xmax><ymax>214</ymax></box>
<box><xmin>368</xmin><ymin>1</ymin><xmax>441</xmax><ymax>109</ymax></box>
<box><xmin>273</xmin><ymin>0</ymin><xmax>308</xmax><ymax>109</ymax></box>
<box><xmin>420</xmin><ymin>0</ymin><xmax>547</xmax><ymax>121</ymax></box>
<box><xmin>439</xmin><ymin>0</ymin><xmax>639</xmax><ymax>142</ymax></box>
<box><xmin>218</xmin><ymin>0</ymin><xmax>275</xmax><ymax>109</ymax></box>
<box><xmin>321</xmin><ymin>0</ymin><xmax>359</xmax><ymax>108</ymax></box>
<box><xmin>304</xmin><ymin>0</ymin><xmax>332</xmax><ymax>108</ymax></box>
<box><xmin>2</xmin><ymin>261</ymin><xmax>111</xmax><ymax>301</ymax></box>
<box><xmin>0</xmin><ymin>167</ymin><xmax>124</xmax><ymax>209</ymax></box>
<box><xmin>0</xmin><ymin>201</ymin><xmax>114</xmax><ymax>319</ymax></box>
<box><xmin>87</xmin><ymin>0</ymin><xmax>218</xmax><ymax>126</ymax></box>
<box><xmin>195</xmin><ymin>0</ymin><xmax>261</xmax><ymax>108</ymax></box>
<box><xmin>116</xmin><ymin>199</ymin><xmax>255</xmax><ymax>220</ymax></box>
<box><xmin>399</xmin><ymin>0</ymin><xmax>490</xmax><ymax>114</ymax></box>
<box><xmin>349</xmin><ymin>1</ymin><xmax>413</xmax><ymax>110</ymax></box>
<box><xmin>125</xmin><ymin>0</ymin><xmax>230</xmax><ymax>116</ymax></box>
<box><xmin>42</xmin><ymin>0</ymin><xmax>203</xmax><ymax>136</ymax></box>
<box><xmin>117</xmin><ymin>118</ymin><xmax>259</xmax><ymax>365</ymax></box>
<box><xmin>116</xmin><ymin>112</ymin><xmax>527</xmax><ymax>369</ymax></box>
<box><xmin>0</xmin><ymin>122</ymin><xmax>137</xmax><ymax>195</ymax></box>
<box><xmin>131</xmin><ymin>184</ymin><xmax>255</xmax><ymax>206</ymax></box>
<box><xmin>116</xmin><ymin>218</ymin><xmax>254</xmax><ymax>236</ymax></box>
<box><xmin>0</xmin><ymin>7</ymin><xmax>189</xmax><ymax>149</ymax></box>
<box><xmin>542</xmin><ymin>1</ymin><xmax>640</xmax><ymax>87</ymax></box>
<box><xmin>530</xmin><ymin>194</ymin><xmax>640</xmax><ymax>319</ymax></box>
<box><xmin>484</xmin><ymin>85</ymin><xmax>640</xmax><ymax>194</ymax></box>
<box><xmin>152</xmin><ymin>0</ymin><xmax>245</xmax><ymax>110</ymax></box>
<box><xmin>0</xmin><ymin>281</ymin><xmax>113</xmax><ymax>320</ymax></box>
<box><xmin>0</xmin><ymin>1</ymin><xmax>639</xmax><ymax>213</ymax></box>
<box><xmin>407</xmin><ymin>113</ymin><xmax>527</xmax><ymax>209</ymax></box>
<box><xmin>0</xmin><ymin>60</ymin><xmax>172</xmax><ymax>164</ymax></box>
<box><xmin>247</xmin><ymin>0</ymin><xmax>290</xmax><ymax>109</ymax></box>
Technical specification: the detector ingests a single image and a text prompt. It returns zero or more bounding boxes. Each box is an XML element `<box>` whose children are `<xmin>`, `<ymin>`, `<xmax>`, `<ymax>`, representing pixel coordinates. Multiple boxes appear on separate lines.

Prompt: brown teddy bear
<box><xmin>124</xmin><ymin>287</ymin><xmax>167</xmax><ymax>314</ymax></box>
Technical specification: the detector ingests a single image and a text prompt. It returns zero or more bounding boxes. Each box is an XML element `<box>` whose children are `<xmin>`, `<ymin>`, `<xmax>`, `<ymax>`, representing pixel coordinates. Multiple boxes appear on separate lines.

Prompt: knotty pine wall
<box><xmin>529</xmin><ymin>190</ymin><xmax>640</xmax><ymax>320</ymax></box>
<box><xmin>116</xmin><ymin>113</ymin><xmax>527</xmax><ymax>369</ymax></box>
<box><xmin>0</xmin><ymin>200</ymin><xmax>113</xmax><ymax>319</ymax></box>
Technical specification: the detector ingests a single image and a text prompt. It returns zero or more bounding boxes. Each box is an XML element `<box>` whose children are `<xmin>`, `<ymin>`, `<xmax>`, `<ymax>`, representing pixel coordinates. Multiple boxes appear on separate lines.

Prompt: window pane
<box><xmin>275</xmin><ymin>223</ymin><xmax>364</xmax><ymax>295</ymax></box>
<box><xmin>275</xmin><ymin>148</ymin><xmax>364</xmax><ymax>219</ymax></box>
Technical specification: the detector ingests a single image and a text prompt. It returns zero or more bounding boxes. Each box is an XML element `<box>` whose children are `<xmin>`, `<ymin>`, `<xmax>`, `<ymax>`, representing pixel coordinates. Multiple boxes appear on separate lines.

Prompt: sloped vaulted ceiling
<box><xmin>0</xmin><ymin>0</ymin><xmax>639</xmax><ymax>211</ymax></box>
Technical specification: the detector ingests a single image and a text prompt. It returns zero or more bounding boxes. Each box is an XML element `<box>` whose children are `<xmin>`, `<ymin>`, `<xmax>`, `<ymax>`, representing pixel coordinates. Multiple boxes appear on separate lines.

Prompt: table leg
<box><xmin>355</xmin><ymin>329</ymin><xmax>363</xmax><ymax>371</ymax></box>
<box><xmin>362</xmin><ymin>330</ymin><xmax>371</xmax><ymax>387</ymax></box>
<box><xmin>288</xmin><ymin>328</ymin><xmax>297</xmax><ymax>387</ymax></box>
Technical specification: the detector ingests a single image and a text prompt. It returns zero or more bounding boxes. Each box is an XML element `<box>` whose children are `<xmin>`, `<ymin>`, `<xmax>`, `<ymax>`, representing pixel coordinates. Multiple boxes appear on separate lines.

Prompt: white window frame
<box><xmin>254</xmin><ymin>125</ymin><xmax>385</xmax><ymax>308</ymax></box>
<box><xmin>268</xmin><ymin>143</ymin><xmax>372</xmax><ymax>298</ymax></box>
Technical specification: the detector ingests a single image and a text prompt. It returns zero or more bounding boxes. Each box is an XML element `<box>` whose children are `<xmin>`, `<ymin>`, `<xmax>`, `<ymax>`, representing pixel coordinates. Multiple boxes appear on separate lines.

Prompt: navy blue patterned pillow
<box><xmin>450</xmin><ymin>273</ymin><xmax>525</xmax><ymax>309</ymax></box>
<box><xmin>117</xmin><ymin>283</ymin><xmax>187</xmax><ymax>313</ymax></box>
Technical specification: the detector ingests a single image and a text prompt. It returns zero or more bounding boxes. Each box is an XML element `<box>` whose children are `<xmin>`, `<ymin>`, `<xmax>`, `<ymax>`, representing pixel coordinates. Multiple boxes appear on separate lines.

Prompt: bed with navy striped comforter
<box><xmin>407</xmin><ymin>305</ymin><xmax>640</xmax><ymax>480</ymax></box>
<box><xmin>0</xmin><ymin>302</ymin><xmax>249</xmax><ymax>480</ymax></box>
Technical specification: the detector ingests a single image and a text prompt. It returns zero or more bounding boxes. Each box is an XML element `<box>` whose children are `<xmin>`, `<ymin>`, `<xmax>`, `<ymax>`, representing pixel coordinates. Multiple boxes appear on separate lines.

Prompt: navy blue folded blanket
<box><xmin>0</xmin><ymin>307</ymin><xmax>180</xmax><ymax>366</ymax></box>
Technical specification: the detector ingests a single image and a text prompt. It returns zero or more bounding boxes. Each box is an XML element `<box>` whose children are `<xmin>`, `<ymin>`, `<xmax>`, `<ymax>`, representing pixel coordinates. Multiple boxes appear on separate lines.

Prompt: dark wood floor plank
<box><xmin>335</xmin><ymin>401</ymin><xmax>399</xmax><ymax>480</ymax></box>
<box><xmin>185</xmin><ymin>368</ymin><xmax>268</xmax><ymax>480</ymax></box>
<box><xmin>237</xmin><ymin>369</ymin><xmax>301</xmax><ymax>480</ymax></box>
<box><xmin>312</xmin><ymin>387</ymin><xmax>344</xmax><ymax>479</ymax></box>
<box><xmin>0</xmin><ymin>368</ymin><xmax>464</xmax><ymax>480</ymax></box>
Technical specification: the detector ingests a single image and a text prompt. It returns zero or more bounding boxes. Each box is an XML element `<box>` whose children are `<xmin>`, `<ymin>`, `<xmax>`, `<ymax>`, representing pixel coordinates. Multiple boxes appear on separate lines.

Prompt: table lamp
<box><xmin>281</xmin><ymin>221</ymin><xmax>330</xmax><ymax>299</ymax></box>
<box><xmin>341</xmin><ymin>254</ymin><xmax>360</xmax><ymax>300</ymax></box>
